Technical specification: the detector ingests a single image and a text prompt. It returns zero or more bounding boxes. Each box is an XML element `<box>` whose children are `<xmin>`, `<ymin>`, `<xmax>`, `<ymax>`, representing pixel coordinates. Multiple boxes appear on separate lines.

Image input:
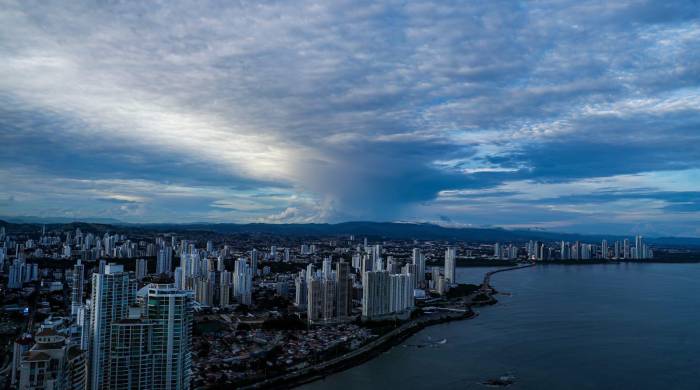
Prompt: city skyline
<box><xmin>2</xmin><ymin>1</ymin><xmax>700</xmax><ymax>236</ymax></box>
<box><xmin>0</xmin><ymin>219</ymin><xmax>683</xmax><ymax>389</ymax></box>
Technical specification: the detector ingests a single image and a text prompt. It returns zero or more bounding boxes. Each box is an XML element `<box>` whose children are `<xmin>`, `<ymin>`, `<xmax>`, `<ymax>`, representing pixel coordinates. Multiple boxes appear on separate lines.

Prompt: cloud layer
<box><xmin>1</xmin><ymin>0</ymin><xmax>699</xmax><ymax>235</ymax></box>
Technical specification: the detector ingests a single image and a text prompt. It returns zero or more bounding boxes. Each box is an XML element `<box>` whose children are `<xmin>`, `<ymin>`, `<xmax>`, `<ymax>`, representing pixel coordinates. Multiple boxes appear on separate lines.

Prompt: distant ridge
<box><xmin>0</xmin><ymin>215</ymin><xmax>124</xmax><ymax>224</ymax></box>
<box><xmin>1</xmin><ymin>219</ymin><xmax>699</xmax><ymax>246</ymax></box>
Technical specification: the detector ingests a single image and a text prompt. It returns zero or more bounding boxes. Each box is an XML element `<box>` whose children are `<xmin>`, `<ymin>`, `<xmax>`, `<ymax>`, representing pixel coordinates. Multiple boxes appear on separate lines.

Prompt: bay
<box><xmin>301</xmin><ymin>263</ymin><xmax>700</xmax><ymax>389</ymax></box>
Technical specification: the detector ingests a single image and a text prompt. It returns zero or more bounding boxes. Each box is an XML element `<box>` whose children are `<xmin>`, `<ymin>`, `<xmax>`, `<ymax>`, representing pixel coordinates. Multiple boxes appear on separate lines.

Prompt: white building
<box><xmin>142</xmin><ymin>284</ymin><xmax>194</xmax><ymax>390</ymax></box>
<box><xmin>9</xmin><ymin>259</ymin><xmax>25</xmax><ymax>289</ymax></box>
<box><xmin>233</xmin><ymin>259</ymin><xmax>252</xmax><ymax>305</ymax></box>
<box><xmin>389</xmin><ymin>273</ymin><xmax>414</xmax><ymax>313</ymax></box>
<box><xmin>88</xmin><ymin>264</ymin><xmax>136</xmax><ymax>390</ymax></box>
<box><xmin>156</xmin><ymin>247</ymin><xmax>172</xmax><ymax>276</ymax></box>
<box><xmin>362</xmin><ymin>270</ymin><xmax>390</xmax><ymax>320</ymax></box>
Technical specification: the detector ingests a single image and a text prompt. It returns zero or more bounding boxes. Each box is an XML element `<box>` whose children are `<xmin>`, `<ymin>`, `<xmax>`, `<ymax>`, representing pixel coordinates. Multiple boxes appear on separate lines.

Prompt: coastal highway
<box><xmin>244</xmin><ymin>262</ymin><xmax>536</xmax><ymax>389</ymax></box>
<box><xmin>480</xmin><ymin>262</ymin><xmax>536</xmax><ymax>294</ymax></box>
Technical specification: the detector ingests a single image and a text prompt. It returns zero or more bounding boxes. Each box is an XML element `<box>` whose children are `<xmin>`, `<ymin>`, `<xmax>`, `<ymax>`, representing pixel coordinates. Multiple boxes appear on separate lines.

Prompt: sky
<box><xmin>1</xmin><ymin>1</ymin><xmax>699</xmax><ymax>236</ymax></box>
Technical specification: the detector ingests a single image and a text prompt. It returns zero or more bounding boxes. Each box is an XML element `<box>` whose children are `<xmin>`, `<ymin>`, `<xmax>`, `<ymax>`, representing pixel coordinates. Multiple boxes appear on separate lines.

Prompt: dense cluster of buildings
<box><xmin>0</xmin><ymin>223</ymin><xmax>663</xmax><ymax>389</ymax></box>
<box><xmin>493</xmin><ymin>235</ymin><xmax>654</xmax><ymax>261</ymax></box>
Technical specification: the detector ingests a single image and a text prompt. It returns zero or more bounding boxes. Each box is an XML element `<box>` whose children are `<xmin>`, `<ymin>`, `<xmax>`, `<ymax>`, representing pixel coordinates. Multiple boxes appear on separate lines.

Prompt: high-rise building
<box><xmin>412</xmin><ymin>248</ymin><xmax>425</xmax><ymax>284</ymax></box>
<box><xmin>623</xmin><ymin>239</ymin><xmax>630</xmax><ymax>259</ymax></box>
<box><xmin>601</xmin><ymin>240</ymin><xmax>609</xmax><ymax>259</ymax></box>
<box><xmin>109</xmin><ymin>307</ymin><xmax>154</xmax><ymax>390</ymax></box>
<box><xmin>156</xmin><ymin>247</ymin><xmax>173</xmax><ymax>276</ymax></box>
<box><xmin>71</xmin><ymin>260</ymin><xmax>85</xmax><ymax>317</ymax></box>
<box><xmin>143</xmin><ymin>284</ymin><xmax>194</xmax><ymax>390</ymax></box>
<box><xmin>362</xmin><ymin>270</ymin><xmax>390</xmax><ymax>320</ymax></box>
<box><xmin>352</xmin><ymin>253</ymin><xmax>362</xmax><ymax>270</ymax></box>
<box><xmin>88</xmin><ymin>264</ymin><xmax>136</xmax><ymax>390</ymax></box>
<box><xmin>108</xmin><ymin>284</ymin><xmax>193</xmax><ymax>390</ymax></box>
<box><xmin>320</xmin><ymin>278</ymin><xmax>337</xmax><ymax>321</ymax></box>
<box><xmin>306</xmin><ymin>261</ymin><xmax>344</xmax><ymax>323</ymax></box>
<box><xmin>361</xmin><ymin>254</ymin><xmax>372</xmax><ymax>274</ymax></box>
<box><xmin>389</xmin><ymin>273</ymin><xmax>414</xmax><ymax>314</ymax></box>
<box><xmin>174</xmin><ymin>267</ymin><xmax>184</xmax><ymax>290</ymax></box>
<box><xmin>322</xmin><ymin>257</ymin><xmax>332</xmax><ymax>278</ymax></box>
<box><xmin>136</xmin><ymin>258</ymin><xmax>147</xmax><ymax>281</ymax></box>
<box><xmin>635</xmin><ymin>235</ymin><xmax>644</xmax><ymax>259</ymax></box>
<box><xmin>335</xmin><ymin>261</ymin><xmax>352</xmax><ymax>319</ymax></box>
<box><xmin>233</xmin><ymin>259</ymin><xmax>252</xmax><ymax>305</ymax></box>
<box><xmin>194</xmin><ymin>276</ymin><xmax>214</xmax><ymax>306</ymax></box>
<box><xmin>307</xmin><ymin>277</ymin><xmax>322</xmax><ymax>322</ymax></box>
<box><xmin>294</xmin><ymin>270</ymin><xmax>307</xmax><ymax>308</ymax></box>
<box><xmin>219</xmin><ymin>271</ymin><xmax>232</xmax><ymax>307</ymax></box>
<box><xmin>444</xmin><ymin>247</ymin><xmax>456</xmax><ymax>284</ymax></box>
<box><xmin>0</xmin><ymin>247</ymin><xmax>6</xmax><ymax>271</ymax></box>
<box><xmin>560</xmin><ymin>241</ymin><xmax>569</xmax><ymax>260</ymax></box>
<box><xmin>9</xmin><ymin>259</ymin><xmax>24</xmax><ymax>289</ymax></box>
<box><xmin>250</xmin><ymin>248</ymin><xmax>259</xmax><ymax>277</ymax></box>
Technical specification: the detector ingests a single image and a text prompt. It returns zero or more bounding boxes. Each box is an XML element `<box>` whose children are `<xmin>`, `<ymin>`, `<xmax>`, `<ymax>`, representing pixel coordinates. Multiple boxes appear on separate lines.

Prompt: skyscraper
<box><xmin>233</xmin><ymin>258</ymin><xmax>252</xmax><ymax>305</ymax></box>
<box><xmin>143</xmin><ymin>284</ymin><xmax>194</xmax><ymax>390</ymax></box>
<box><xmin>294</xmin><ymin>270</ymin><xmax>307</xmax><ymax>308</ymax></box>
<box><xmin>250</xmin><ymin>248</ymin><xmax>259</xmax><ymax>277</ymax></box>
<box><xmin>108</xmin><ymin>284</ymin><xmax>193</xmax><ymax>390</ymax></box>
<box><xmin>71</xmin><ymin>259</ymin><xmax>84</xmax><ymax>317</ymax></box>
<box><xmin>156</xmin><ymin>247</ymin><xmax>173</xmax><ymax>276</ymax></box>
<box><xmin>635</xmin><ymin>235</ymin><xmax>644</xmax><ymax>259</ymax></box>
<box><xmin>136</xmin><ymin>258</ymin><xmax>147</xmax><ymax>281</ymax></box>
<box><xmin>444</xmin><ymin>247</ymin><xmax>456</xmax><ymax>284</ymax></box>
<box><xmin>412</xmin><ymin>248</ymin><xmax>425</xmax><ymax>284</ymax></box>
<box><xmin>307</xmin><ymin>277</ymin><xmax>322</xmax><ymax>322</ymax></box>
<box><xmin>109</xmin><ymin>307</ymin><xmax>154</xmax><ymax>390</ymax></box>
<box><xmin>220</xmin><ymin>271</ymin><xmax>232</xmax><ymax>307</ymax></box>
<box><xmin>88</xmin><ymin>264</ymin><xmax>136</xmax><ymax>390</ymax></box>
<box><xmin>306</xmin><ymin>260</ymin><xmax>344</xmax><ymax>324</ymax></box>
<box><xmin>389</xmin><ymin>273</ymin><xmax>414</xmax><ymax>314</ymax></box>
<box><xmin>362</xmin><ymin>270</ymin><xmax>390</xmax><ymax>320</ymax></box>
<box><xmin>9</xmin><ymin>259</ymin><xmax>24</xmax><ymax>289</ymax></box>
<box><xmin>335</xmin><ymin>261</ymin><xmax>352</xmax><ymax>319</ymax></box>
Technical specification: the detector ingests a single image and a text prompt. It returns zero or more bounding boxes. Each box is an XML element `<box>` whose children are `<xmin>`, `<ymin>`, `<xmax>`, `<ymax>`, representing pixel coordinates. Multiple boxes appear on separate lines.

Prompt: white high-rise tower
<box><xmin>88</xmin><ymin>264</ymin><xmax>136</xmax><ymax>390</ymax></box>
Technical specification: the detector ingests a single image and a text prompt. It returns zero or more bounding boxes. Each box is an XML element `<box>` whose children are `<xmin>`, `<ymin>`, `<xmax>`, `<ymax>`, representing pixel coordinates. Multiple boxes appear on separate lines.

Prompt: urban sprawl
<box><xmin>0</xmin><ymin>225</ymin><xmax>657</xmax><ymax>389</ymax></box>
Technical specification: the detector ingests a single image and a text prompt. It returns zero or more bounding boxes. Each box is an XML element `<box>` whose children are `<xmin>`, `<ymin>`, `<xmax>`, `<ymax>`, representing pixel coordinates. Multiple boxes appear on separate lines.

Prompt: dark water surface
<box><xmin>301</xmin><ymin>263</ymin><xmax>700</xmax><ymax>389</ymax></box>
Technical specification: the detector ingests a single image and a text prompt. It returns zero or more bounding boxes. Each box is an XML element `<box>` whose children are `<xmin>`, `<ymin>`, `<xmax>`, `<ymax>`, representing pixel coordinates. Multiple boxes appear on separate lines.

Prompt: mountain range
<box><xmin>1</xmin><ymin>218</ymin><xmax>699</xmax><ymax>247</ymax></box>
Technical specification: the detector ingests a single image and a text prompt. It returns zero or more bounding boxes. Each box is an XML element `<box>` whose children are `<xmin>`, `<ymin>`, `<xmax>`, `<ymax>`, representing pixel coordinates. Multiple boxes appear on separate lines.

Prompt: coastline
<box><xmin>239</xmin><ymin>310</ymin><xmax>477</xmax><ymax>390</ymax></box>
<box><xmin>237</xmin><ymin>263</ymin><xmax>534</xmax><ymax>390</ymax></box>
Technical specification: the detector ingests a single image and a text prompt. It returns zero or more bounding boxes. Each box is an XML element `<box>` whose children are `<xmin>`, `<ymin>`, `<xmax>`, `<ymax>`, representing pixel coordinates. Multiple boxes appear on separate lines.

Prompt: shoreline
<box><xmin>238</xmin><ymin>263</ymin><xmax>533</xmax><ymax>390</ymax></box>
<box><xmin>239</xmin><ymin>311</ymin><xmax>477</xmax><ymax>390</ymax></box>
